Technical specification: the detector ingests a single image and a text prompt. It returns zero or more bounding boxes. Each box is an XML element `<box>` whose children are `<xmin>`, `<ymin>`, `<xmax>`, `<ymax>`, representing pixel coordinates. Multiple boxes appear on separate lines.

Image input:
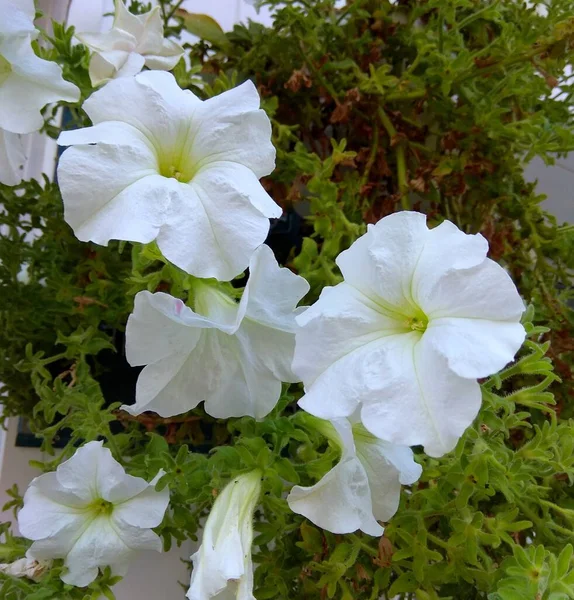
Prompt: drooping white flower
<box><xmin>122</xmin><ymin>244</ymin><xmax>309</xmax><ymax>419</ymax></box>
<box><xmin>0</xmin><ymin>128</ymin><xmax>27</xmax><ymax>185</ymax></box>
<box><xmin>57</xmin><ymin>70</ymin><xmax>280</xmax><ymax>281</ymax></box>
<box><xmin>0</xmin><ymin>0</ymin><xmax>80</xmax><ymax>135</ymax></box>
<box><xmin>293</xmin><ymin>211</ymin><xmax>526</xmax><ymax>458</ymax></box>
<box><xmin>18</xmin><ymin>441</ymin><xmax>169</xmax><ymax>587</ymax></box>
<box><xmin>187</xmin><ymin>470</ymin><xmax>261</xmax><ymax>600</ymax></box>
<box><xmin>76</xmin><ymin>0</ymin><xmax>184</xmax><ymax>86</ymax></box>
<box><xmin>287</xmin><ymin>413</ymin><xmax>421</xmax><ymax>536</ymax></box>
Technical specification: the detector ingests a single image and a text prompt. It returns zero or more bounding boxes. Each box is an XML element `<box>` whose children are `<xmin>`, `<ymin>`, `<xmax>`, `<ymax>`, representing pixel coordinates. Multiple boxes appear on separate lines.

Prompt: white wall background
<box><xmin>0</xmin><ymin>1</ymin><xmax>572</xmax><ymax>598</ymax></box>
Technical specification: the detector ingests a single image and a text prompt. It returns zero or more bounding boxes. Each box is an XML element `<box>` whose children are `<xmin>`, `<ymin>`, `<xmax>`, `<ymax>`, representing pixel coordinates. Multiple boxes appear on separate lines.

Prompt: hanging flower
<box><xmin>122</xmin><ymin>244</ymin><xmax>309</xmax><ymax>419</ymax></box>
<box><xmin>293</xmin><ymin>211</ymin><xmax>526</xmax><ymax>457</ymax></box>
<box><xmin>18</xmin><ymin>441</ymin><xmax>169</xmax><ymax>587</ymax></box>
<box><xmin>0</xmin><ymin>0</ymin><xmax>80</xmax><ymax>135</ymax></box>
<box><xmin>57</xmin><ymin>71</ymin><xmax>280</xmax><ymax>281</ymax></box>
<box><xmin>0</xmin><ymin>129</ymin><xmax>27</xmax><ymax>185</ymax></box>
<box><xmin>76</xmin><ymin>0</ymin><xmax>184</xmax><ymax>86</ymax></box>
<box><xmin>187</xmin><ymin>470</ymin><xmax>261</xmax><ymax>600</ymax></box>
<box><xmin>287</xmin><ymin>413</ymin><xmax>421</xmax><ymax>535</ymax></box>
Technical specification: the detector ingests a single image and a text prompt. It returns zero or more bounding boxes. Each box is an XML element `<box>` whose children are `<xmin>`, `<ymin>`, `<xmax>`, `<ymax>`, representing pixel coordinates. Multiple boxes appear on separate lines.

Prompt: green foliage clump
<box><xmin>1</xmin><ymin>0</ymin><xmax>574</xmax><ymax>598</ymax></box>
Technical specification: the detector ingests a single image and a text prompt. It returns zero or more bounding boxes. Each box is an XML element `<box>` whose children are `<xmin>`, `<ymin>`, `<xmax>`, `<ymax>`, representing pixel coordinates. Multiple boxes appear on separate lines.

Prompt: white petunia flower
<box><xmin>122</xmin><ymin>244</ymin><xmax>309</xmax><ymax>419</ymax></box>
<box><xmin>0</xmin><ymin>0</ymin><xmax>80</xmax><ymax>135</ymax></box>
<box><xmin>293</xmin><ymin>211</ymin><xmax>526</xmax><ymax>458</ymax></box>
<box><xmin>76</xmin><ymin>0</ymin><xmax>184</xmax><ymax>86</ymax></box>
<box><xmin>18</xmin><ymin>441</ymin><xmax>169</xmax><ymax>587</ymax></box>
<box><xmin>57</xmin><ymin>70</ymin><xmax>280</xmax><ymax>281</ymax></box>
<box><xmin>287</xmin><ymin>413</ymin><xmax>421</xmax><ymax>536</ymax></box>
<box><xmin>0</xmin><ymin>128</ymin><xmax>27</xmax><ymax>185</ymax></box>
<box><xmin>187</xmin><ymin>470</ymin><xmax>261</xmax><ymax>600</ymax></box>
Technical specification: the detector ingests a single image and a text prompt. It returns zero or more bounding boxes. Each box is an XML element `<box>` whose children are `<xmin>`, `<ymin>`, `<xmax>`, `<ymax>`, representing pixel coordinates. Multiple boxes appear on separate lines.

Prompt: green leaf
<box><xmin>176</xmin><ymin>10</ymin><xmax>230</xmax><ymax>50</ymax></box>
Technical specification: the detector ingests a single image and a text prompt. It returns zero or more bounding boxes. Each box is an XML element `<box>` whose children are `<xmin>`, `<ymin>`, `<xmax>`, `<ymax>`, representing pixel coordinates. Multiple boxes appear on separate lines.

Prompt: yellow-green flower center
<box><xmin>88</xmin><ymin>498</ymin><xmax>115</xmax><ymax>516</ymax></box>
<box><xmin>0</xmin><ymin>54</ymin><xmax>12</xmax><ymax>86</ymax></box>
<box><xmin>407</xmin><ymin>313</ymin><xmax>428</xmax><ymax>333</ymax></box>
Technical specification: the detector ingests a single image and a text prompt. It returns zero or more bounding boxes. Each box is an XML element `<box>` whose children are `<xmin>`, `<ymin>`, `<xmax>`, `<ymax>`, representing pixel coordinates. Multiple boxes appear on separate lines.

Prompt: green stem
<box><xmin>378</xmin><ymin>108</ymin><xmax>410</xmax><ymax>209</ymax></box>
<box><xmin>385</xmin><ymin>88</ymin><xmax>426</xmax><ymax>102</ymax></box>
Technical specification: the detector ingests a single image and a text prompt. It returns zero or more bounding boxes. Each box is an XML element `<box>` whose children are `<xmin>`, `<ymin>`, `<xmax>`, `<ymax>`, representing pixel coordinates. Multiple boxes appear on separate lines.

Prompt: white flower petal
<box><xmin>57</xmin><ymin>148</ymin><xmax>168</xmax><ymax>246</ymax></box>
<box><xmin>336</xmin><ymin>211</ymin><xmax>428</xmax><ymax>308</ymax></box>
<box><xmin>156</xmin><ymin>167</ymin><xmax>274</xmax><ymax>280</ymax></box>
<box><xmin>352</xmin><ymin>427</ymin><xmax>421</xmax><ymax>521</ymax></box>
<box><xmin>188</xmin><ymin>472</ymin><xmax>260</xmax><ymax>600</ymax></box>
<box><xmin>0</xmin><ymin>37</ymin><xmax>79</xmax><ymax>134</ymax></box>
<box><xmin>420</xmin><ymin>257</ymin><xmax>526</xmax><ymax>321</ymax></box>
<box><xmin>0</xmin><ymin>128</ymin><xmax>27</xmax><ymax>185</ymax></box>
<box><xmin>112</xmin><ymin>478</ymin><xmax>169</xmax><ymax>528</ymax></box>
<box><xmin>191</xmin><ymin>80</ymin><xmax>276</xmax><ymax>178</ymax></box>
<box><xmin>287</xmin><ymin>457</ymin><xmax>384</xmax><ymax>536</ymax></box>
<box><xmin>18</xmin><ymin>475</ymin><xmax>87</xmax><ymax>544</ymax></box>
<box><xmin>360</xmin><ymin>334</ymin><xmax>482</xmax><ymax>458</ymax></box>
<box><xmin>61</xmin><ymin>515</ymin><xmax>132</xmax><ymax>586</ymax></box>
<box><xmin>82</xmin><ymin>71</ymin><xmax>200</xmax><ymax>146</ymax></box>
<box><xmin>0</xmin><ymin>0</ymin><xmax>36</xmax><ymax>36</ymax></box>
<box><xmin>89</xmin><ymin>50</ymin><xmax>145</xmax><ymax>86</ymax></box>
<box><xmin>125</xmin><ymin>291</ymin><xmax>206</xmax><ymax>366</ymax></box>
<box><xmin>411</xmin><ymin>219</ymin><xmax>488</xmax><ymax>307</ymax></box>
<box><xmin>295</xmin><ymin>284</ymin><xmax>405</xmax><ymax>419</ymax></box>
<box><xmin>242</xmin><ymin>244</ymin><xmax>310</xmax><ymax>332</ymax></box>
<box><xmin>144</xmin><ymin>39</ymin><xmax>184</xmax><ymax>70</ymax></box>
<box><xmin>55</xmin><ymin>441</ymin><xmax>124</xmax><ymax>502</ymax></box>
<box><xmin>425</xmin><ymin>317</ymin><xmax>526</xmax><ymax>379</ymax></box>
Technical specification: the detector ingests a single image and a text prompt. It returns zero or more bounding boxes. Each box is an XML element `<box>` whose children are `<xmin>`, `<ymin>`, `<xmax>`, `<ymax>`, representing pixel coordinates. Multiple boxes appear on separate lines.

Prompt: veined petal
<box><xmin>61</xmin><ymin>515</ymin><xmax>133</xmax><ymax>586</ymax></box>
<box><xmin>287</xmin><ymin>457</ymin><xmax>384</xmax><ymax>536</ymax></box>
<box><xmin>82</xmin><ymin>71</ymin><xmax>200</xmax><ymax>154</ymax></box>
<box><xmin>189</xmin><ymin>80</ymin><xmax>276</xmax><ymax>178</ymax></box>
<box><xmin>425</xmin><ymin>317</ymin><xmax>525</xmax><ymax>379</ymax></box>
<box><xmin>360</xmin><ymin>334</ymin><xmax>482</xmax><ymax>458</ymax></box>
<box><xmin>18</xmin><ymin>476</ymin><xmax>87</xmax><ymax>542</ymax></box>
<box><xmin>57</xmin><ymin>146</ymin><xmax>168</xmax><ymax>246</ymax></box>
<box><xmin>112</xmin><ymin>478</ymin><xmax>169</xmax><ymax>528</ymax></box>
<box><xmin>411</xmin><ymin>219</ymin><xmax>488</xmax><ymax>308</ymax></box>
<box><xmin>338</xmin><ymin>211</ymin><xmax>429</xmax><ymax>311</ymax></box>
<box><xmin>242</xmin><ymin>244</ymin><xmax>310</xmax><ymax>332</ymax></box>
<box><xmin>0</xmin><ymin>128</ymin><xmax>27</xmax><ymax>185</ymax></box>
<box><xmin>125</xmin><ymin>291</ymin><xmax>206</xmax><ymax>366</ymax></box>
<box><xmin>421</xmin><ymin>257</ymin><xmax>526</xmax><ymax>321</ymax></box>
<box><xmin>0</xmin><ymin>38</ymin><xmax>80</xmax><ymax>134</ymax></box>
<box><xmin>156</xmin><ymin>168</ymin><xmax>273</xmax><ymax>280</ymax></box>
<box><xmin>295</xmin><ymin>283</ymin><xmax>406</xmax><ymax>418</ymax></box>
<box><xmin>56</xmin><ymin>441</ymin><xmax>125</xmax><ymax>503</ymax></box>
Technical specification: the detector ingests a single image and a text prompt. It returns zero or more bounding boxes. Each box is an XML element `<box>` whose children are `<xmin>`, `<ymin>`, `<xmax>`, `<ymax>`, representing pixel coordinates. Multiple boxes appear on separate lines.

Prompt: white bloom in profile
<box><xmin>0</xmin><ymin>0</ymin><xmax>80</xmax><ymax>135</ymax></box>
<box><xmin>294</xmin><ymin>211</ymin><xmax>526</xmax><ymax>458</ymax></box>
<box><xmin>76</xmin><ymin>0</ymin><xmax>184</xmax><ymax>86</ymax></box>
<box><xmin>122</xmin><ymin>244</ymin><xmax>309</xmax><ymax>419</ymax></box>
<box><xmin>57</xmin><ymin>71</ymin><xmax>279</xmax><ymax>281</ymax></box>
<box><xmin>0</xmin><ymin>557</ymin><xmax>51</xmax><ymax>582</ymax></box>
<box><xmin>18</xmin><ymin>441</ymin><xmax>169</xmax><ymax>587</ymax></box>
<box><xmin>287</xmin><ymin>414</ymin><xmax>421</xmax><ymax>536</ymax></box>
<box><xmin>188</xmin><ymin>470</ymin><xmax>261</xmax><ymax>600</ymax></box>
<box><xmin>0</xmin><ymin>129</ymin><xmax>27</xmax><ymax>185</ymax></box>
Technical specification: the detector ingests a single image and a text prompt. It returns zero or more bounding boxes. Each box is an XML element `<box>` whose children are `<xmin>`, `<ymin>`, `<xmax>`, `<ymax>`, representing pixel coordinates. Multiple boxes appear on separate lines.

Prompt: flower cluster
<box><xmin>9</xmin><ymin>0</ymin><xmax>527</xmax><ymax>597</ymax></box>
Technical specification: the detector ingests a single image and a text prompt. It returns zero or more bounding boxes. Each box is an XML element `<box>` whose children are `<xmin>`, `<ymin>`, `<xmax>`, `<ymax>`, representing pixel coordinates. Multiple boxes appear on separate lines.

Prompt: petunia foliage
<box><xmin>1</xmin><ymin>0</ymin><xmax>574</xmax><ymax>599</ymax></box>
